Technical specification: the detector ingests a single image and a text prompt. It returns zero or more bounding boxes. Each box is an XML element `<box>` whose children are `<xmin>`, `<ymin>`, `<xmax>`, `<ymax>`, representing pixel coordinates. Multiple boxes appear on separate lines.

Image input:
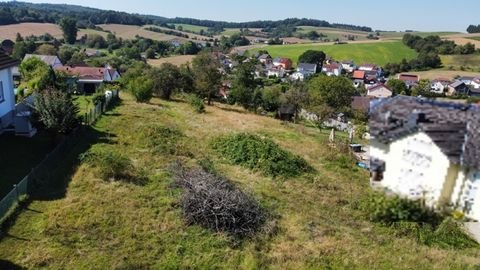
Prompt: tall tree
<box><xmin>386</xmin><ymin>78</ymin><xmax>408</xmax><ymax>96</ymax></box>
<box><xmin>19</xmin><ymin>57</ymin><xmax>54</xmax><ymax>93</ymax></box>
<box><xmin>192</xmin><ymin>52</ymin><xmax>222</xmax><ymax>105</ymax></box>
<box><xmin>149</xmin><ymin>63</ymin><xmax>181</xmax><ymax>100</ymax></box>
<box><xmin>35</xmin><ymin>44</ymin><xmax>57</xmax><ymax>55</ymax></box>
<box><xmin>229</xmin><ymin>62</ymin><xmax>259</xmax><ymax>110</ymax></box>
<box><xmin>307</xmin><ymin>75</ymin><xmax>356</xmax><ymax>110</ymax></box>
<box><xmin>298</xmin><ymin>50</ymin><xmax>326</xmax><ymax>69</ymax></box>
<box><xmin>59</xmin><ymin>17</ymin><xmax>78</xmax><ymax>44</ymax></box>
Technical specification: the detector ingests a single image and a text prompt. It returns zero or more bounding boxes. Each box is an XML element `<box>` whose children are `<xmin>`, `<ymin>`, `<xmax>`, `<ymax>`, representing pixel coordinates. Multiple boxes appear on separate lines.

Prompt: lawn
<box><xmin>0</xmin><ymin>132</ymin><xmax>55</xmax><ymax>198</ymax></box>
<box><xmin>173</xmin><ymin>23</ymin><xmax>209</xmax><ymax>34</ymax></box>
<box><xmin>249</xmin><ymin>41</ymin><xmax>418</xmax><ymax>66</ymax></box>
<box><xmin>441</xmin><ymin>54</ymin><xmax>480</xmax><ymax>70</ymax></box>
<box><xmin>74</xmin><ymin>95</ymin><xmax>95</xmax><ymax>116</ymax></box>
<box><xmin>467</xmin><ymin>36</ymin><xmax>480</xmax><ymax>41</ymax></box>
<box><xmin>0</xmin><ymin>93</ymin><xmax>479</xmax><ymax>269</ymax></box>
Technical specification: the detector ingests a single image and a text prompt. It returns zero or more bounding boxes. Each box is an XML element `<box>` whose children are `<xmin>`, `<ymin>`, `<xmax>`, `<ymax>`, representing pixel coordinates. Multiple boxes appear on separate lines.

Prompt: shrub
<box><xmin>79</xmin><ymin>145</ymin><xmax>134</xmax><ymax>181</ymax></box>
<box><xmin>91</xmin><ymin>92</ymin><xmax>106</xmax><ymax>105</ymax></box>
<box><xmin>171</xmin><ymin>162</ymin><xmax>266</xmax><ymax>238</ymax></box>
<box><xmin>137</xmin><ymin>124</ymin><xmax>189</xmax><ymax>156</ymax></box>
<box><xmin>212</xmin><ymin>133</ymin><xmax>311</xmax><ymax>178</ymax></box>
<box><xmin>128</xmin><ymin>76</ymin><xmax>153</xmax><ymax>103</ymax></box>
<box><xmin>188</xmin><ymin>95</ymin><xmax>205</xmax><ymax>113</ymax></box>
<box><xmin>362</xmin><ymin>192</ymin><xmax>441</xmax><ymax>225</ymax></box>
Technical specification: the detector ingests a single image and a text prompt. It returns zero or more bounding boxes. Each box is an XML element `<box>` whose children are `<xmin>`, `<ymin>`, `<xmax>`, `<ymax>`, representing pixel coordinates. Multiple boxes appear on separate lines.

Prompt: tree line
<box><xmin>467</xmin><ymin>25</ymin><xmax>480</xmax><ymax>33</ymax></box>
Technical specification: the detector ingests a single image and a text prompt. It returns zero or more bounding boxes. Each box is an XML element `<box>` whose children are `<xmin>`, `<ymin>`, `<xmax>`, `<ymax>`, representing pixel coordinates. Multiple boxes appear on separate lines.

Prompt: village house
<box><xmin>266</xmin><ymin>66</ymin><xmax>285</xmax><ymax>78</ymax></box>
<box><xmin>458</xmin><ymin>76</ymin><xmax>476</xmax><ymax>86</ymax></box>
<box><xmin>367</xmin><ymin>83</ymin><xmax>393</xmax><ymax>98</ymax></box>
<box><xmin>0</xmin><ymin>52</ymin><xmax>19</xmax><ymax>134</ymax></box>
<box><xmin>273</xmin><ymin>57</ymin><xmax>293</xmax><ymax>70</ymax></box>
<box><xmin>352</xmin><ymin>70</ymin><xmax>366</xmax><ymax>88</ymax></box>
<box><xmin>341</xmin><ymin>60</ymin><xmax>356</xmax><ymax>73</ymax></box>
<box><xmin>398</xmin><ymin>74</ymin><xmax>419</xmax><ymax>89</ymax></box>
<box><xmin>471</xmin><ymin>78</ymin><xmax>480</xmax><ymax>89</ymax></box>
<box><xmin>291</xmin><ymin>63</ymin><xmax>317</xmax><ymax>81</ymax></box>
<box><xmin>430</xmin><ymin>78</ymin><xmax>451</xmax><ymax>94</ymax></box>
<box><xmin>322</xmin><ymin>62</ymin><xmax>343</xmax><ymax>76</ymax></box>
<box><xmin>369</xmin><ymin>96</ymin><xmax>480</xmax><ymax>221</ymax></box>
<box><xmin>257</xmin><ymin>53</ymin><xmax>272</xmax><ymax>65</ymax></box>
<box><xmin>57</xmin><ymin>65</ymin><xmax>121</xmax><ymax>94</ymax></box>
<box><xmin>447</xmin><ymin>81</ymin><xmax>469</xmax><ymax>96</ymax></box>
<box><xmin>23</xmin><ymin>54</ymin><xmax>63</xmax><ymax>69</ymax></box>
<box><xmin>358</xmin><ymin>64</ymin><xmax>377</xmax><ymax>72</ymax></box>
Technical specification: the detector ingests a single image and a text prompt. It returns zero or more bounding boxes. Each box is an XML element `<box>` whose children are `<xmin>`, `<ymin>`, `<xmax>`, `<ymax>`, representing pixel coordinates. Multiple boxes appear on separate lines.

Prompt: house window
<box><xmin>0</xmin><ymin>81</ymin><xmax>4</xmax><ymax>103</ymax></box>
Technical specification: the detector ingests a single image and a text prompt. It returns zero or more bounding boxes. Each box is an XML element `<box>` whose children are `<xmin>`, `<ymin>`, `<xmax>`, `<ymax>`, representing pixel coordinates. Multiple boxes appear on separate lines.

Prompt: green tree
<box><xmin>262</xmin><ymin>85</ymin><xmax>283</xmax><ymax>112</ymax></box>
<box><xmin>149</xmin><ymin>63</ymin><xmax>181</xmax><ymax>100</ymax></box>
<box><xmin>280</xmin><ymin>83</ymin><xmax>309</xmax><ymax>122</ymax></box>
<box><xmin>128</xmin><ymin>76</ymin><xmax>154</xmax><ymax>103</ymax></box>
<box><xmin>59</xmin><ymin>17</ymin><xmax>78</xmax><ymax>44</ymax></box>
<box><xmin>307</xmin><ymin>75</ymin><xmax>356</xmax><ymax>109</ymax></box>
<box><xmin>35</xmin><ymin>44</ymin><xmax>57</xmax><ymax>55</ymax></box>
<box><xmin>58</xmin><ymin>46</ymin><xmax>77</xmax><ymax>63</ymax></box>
<box><xmin>298</xmin><ymin>50</ymin><xmax>326</xmax><ymax>68</ymax></box>
<box><xmin>145</xmin><ymin>48</ymin><xmax>156</xmax><ymax>59</ymax></box>
<box><xmin>229</xmin><ymin>62</ymin><xmax>259</xmax><ymax>110</ymax></box>
<box><xmin>12</xmin><ymin>41</ymin><xmax>27</xmax><ymax>60</ymax></box>
<box><xmin>387</xmin><ymin>78</ymin><xmax>409</xmax><ymax>96</ymax></box>
<box><xmin>192</xmin><ymin>52</ymin><xmax>222</xmax><ymax>105</ymax></box>
<box><xmin>411</xmin><ymin>79</ymin><xmax>431</xmax><ymax>97</ymax></box>
<box><xmin>67</xmin><ymin>50</ymin><xmax>85</xmax><ymax>65</ymax></box>
<box><xmin>19</xmin><ymin>57</ymin><xmax>54</xmax><ymax>93</ymax></box>
<box><xmin>179</xmin><ymin>64</ymin><xmax>195</xmax><ymax>93</ymax></box>
<box><xmin>31</xmin><ymin>88</ymin><xmax>79</xmax><ymax>135</ymax></box>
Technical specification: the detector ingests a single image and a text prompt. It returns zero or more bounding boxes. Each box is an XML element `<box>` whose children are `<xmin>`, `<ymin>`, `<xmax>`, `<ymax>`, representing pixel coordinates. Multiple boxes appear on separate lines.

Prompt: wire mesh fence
<box><xmin>0</xmin><ymin>90</ymin><xmax>119</xmax><ymax>223</ymax></box>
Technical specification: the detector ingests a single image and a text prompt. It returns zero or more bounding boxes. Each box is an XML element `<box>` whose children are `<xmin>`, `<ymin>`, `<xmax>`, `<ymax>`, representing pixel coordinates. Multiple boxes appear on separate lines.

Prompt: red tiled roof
<box><xmin>352</xmin><ymin>70</ymin><xmax>365</xmax><ymax>80</ymax></box>
<box><xmin>57</xmin><ymin>66</ymin><xmax>105</xmax><ymax>81</ymax></box>
<box><xmin>368</xmin><ymin>83</ymin><xmax>391</xmax><ymax>92</ymax></box>
<box><xmin>398</xmin><ymin>74</ymin><xmax>419</xmax><ymax>82</ymax></box>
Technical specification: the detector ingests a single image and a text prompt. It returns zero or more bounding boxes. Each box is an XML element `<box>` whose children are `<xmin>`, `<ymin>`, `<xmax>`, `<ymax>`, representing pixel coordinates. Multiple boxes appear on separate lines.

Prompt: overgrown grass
<box><xmin>0</xmin><ymin>94</ymin><xmax>479</xmax><ymax>269</ymax></box>
<box><xmin>212</xmin><ymin>133</ymin><xmax>312</xmax><ymax>178</ymax></box>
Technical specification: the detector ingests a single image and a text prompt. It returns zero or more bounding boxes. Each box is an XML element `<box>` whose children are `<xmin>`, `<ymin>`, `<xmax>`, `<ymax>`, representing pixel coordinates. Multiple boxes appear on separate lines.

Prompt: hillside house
<box><xmin>458</xmin><ymin>76</ymin><xmax>476</xmax><ymax>86</ymax></box>
<box><xmin>291</xmin><ymin>63</ymin><xmax>317</xmax><ymax>81</ymax></box>
<box><xmin>266</xmin><ymin>66</ymin><xmax>285</xmax><ymax>78</ymax></box>
<box><xmin>24</xmin><ymin>54</ymin><xmax>63</xmax><ymax>69</ymax></box>
<box><xmin>0</xmin><ymin>52</ymin><xmax>19</xmax><ymax>134</ymax></box>
<box><xmin>471</xmin><ymin>78</ymin><xmax>480</xmax><ymax>89</ymax></box>
<box><xmin>367</xmin><ymin>83</ymin><xmax>393</xmax><ymax>98</ymax></box>
<box><xmin>358</xmin><ymin>64</ymin><xmax>377</xmax><ymax>72</ymax></box>
<box><xmin>430</xmin><ymin>78</ymin><xmax>451</xmax><ymax>94</ymax></box>
<box><xmin>322</xmin><ymin>62</ymin><xmax>343</xmax><ymax>76</ymax></box>
<box><xmin>258</xmin><ymin>54</ymin><xmax>272</xmax><ymax>65</ymax></box>
<box><xmin>57</xmin><ymin>65</ymin><xmax>121</xmax><ymax>94</ymax></box>
<box><xmin>398</xmin><ymin>74</ymin><xmax>419</xmax><ymax>89</ymax></box>
<box><xmin>352</xmin><ymin>70</ymin><xmax>366</xmax><ymax>87</ymax></box>
<box><xmin>369</xmin><ymin>96</ymin><xmax>480</xmax><ymax>221</ymax></box>
<box><xmin>341</xmin><ymin>60</ymin><xmax>356</xmax><ymax>73</ymax></box>
<box><xmin>273</xmin><ymin>58</ymin><xmax>293</xmax><ymax>70</ymax></box>
<box><xmin>447</xmin><ymin>81</ymin><xmax>469</xmax><ymax>96</ymax></box>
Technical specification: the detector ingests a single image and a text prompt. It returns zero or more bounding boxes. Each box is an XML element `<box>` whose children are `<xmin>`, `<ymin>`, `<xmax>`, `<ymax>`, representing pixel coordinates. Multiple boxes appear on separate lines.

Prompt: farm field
<box><xmin>249</xmin><ymin>41</ymin><xmax>418</xmax><ymax>66</ymax></box>
<box><xmin>0</xmin><ymin>23</ymin><xmax>109</xmax><ymax>41</ymax></box>
<box><xmin>296</xmin><ymin>26</ymin><xmax>370</xmax><ymax>41</ymax></box>
<box><xmin>441</xmin><ymin>54</ymin><xmax>480</xmax><ymax>70</ymax></box>
<box><xmin>98</xmin><ymin>24</ymin><xmax>196</xmax><ymax>42</ymax></box>
<box><xmin>173</xmin><ymin>23</ymin><xmax>209</xmax><ymax>34</ymax></box>
<box><xmin>379</xmin><ymin>31</ymin><xmax>460</xmax><ymax>39</ymax></box>
<box><xmin>407</xmin><ymin>69</ymin><xmax>480</xmax><ymax>80</ymax></box>
<box><xmin>148</xmin><ymin>55</ymin><xmax>195</xmax><ymax>67</ymax></box>
<box><xmin>1</xmin><ymin>93</ymin><xmax>479</xmax><ymax>269</ymax></box>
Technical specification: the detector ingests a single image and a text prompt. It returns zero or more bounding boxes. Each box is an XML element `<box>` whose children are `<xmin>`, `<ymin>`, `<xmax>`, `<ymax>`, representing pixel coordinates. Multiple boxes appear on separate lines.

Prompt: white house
<box><xmin>367</xmin><ymin>83</ymin><xmax>392</xmax><ymax>98</ymax></box>
<box><xmin>23</xmin><ymin>54</ymin><xmax>63</xmax><ymax>69</ymax></box>
<box><xmin>291</xmin><ymin>63</ymin><xmax>317</xmax><ymax>81</ymax></box>
<box><xmin>430</xmin><ymin>78</ymin><xmax>451</xmax><ymax>94</ymax></box>
<box><xmin>322</xmin><ymin>62</ymin><xmax>343</xmax><ymax>76</ymax></box>
<box><xmin>471</xmin><ymin>78</ymin><xmax>480</xmax><ymax>89</ymax></box>
<box><xmin>341</xmin><ymin>60</ymin><xmax>356</xmax><ymax>73</ymax></box>
<box><xmin>358</xmin><ymin>64</ymin><xmax>377</xmax><ymax>72</ymax></box>
<box><xmin>0</xmin><ymin>52</ymin><xmax>18</xmax><ymax>134</ymax></box>
<box><xmin>369</xmin><ymin>96</ymin><xmax>480</xmax><ymax>221</ymax></box>
<box><xmin>266</xmin><ymin>66</ymin><xmax>285</xmax><ymax>78</ymax></box>
<box><xmin>56</xmin><ymin>65</ymin><xmax>121</xmax><ymax>94</ymax></box>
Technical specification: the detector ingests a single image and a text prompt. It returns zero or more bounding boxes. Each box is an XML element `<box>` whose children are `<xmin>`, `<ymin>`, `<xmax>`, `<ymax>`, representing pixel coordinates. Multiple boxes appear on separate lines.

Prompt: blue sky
<box><xmin>14</xmin><ymin>0</ymin><xmax>480</xmax><ymax>32</ymax></box>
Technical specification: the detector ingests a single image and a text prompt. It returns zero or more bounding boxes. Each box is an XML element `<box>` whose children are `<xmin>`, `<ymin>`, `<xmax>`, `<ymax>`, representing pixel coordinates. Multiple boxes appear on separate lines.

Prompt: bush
<box><xmin>171</xmin><ymin>162</ymin><xmax>265</xmax><ymax>238</ymax></box>
<box><xmin>91</xmin><ymin>92</ymin><xmax>106</xmax><ymax>105</ymax></box>
<box><xmin>137</xmin><ymin>124</ymin><xmax>189</xmax><ymax>156</ymax></box>
<box><xmin>362</xmin><ymin>192</ymin><xmax>441</xmax><ymax>225</ymax></box>
<box><xmin>212</xmin><ymin>133</ymin><xmax>311</xmax><ymax>178</ymax></box>
<box><xmin>79</xmin><ymin>145</ymin><xmax>135</xmax><ymax>181</ymax></box>
<box><xmin>128</xmin><ymin>76</ymin><xmax>153</xmax><ymax>103</ymax></box>
<box><xmin>188</xmin><ymin>95</ymin><xmax>205</xmax><ymax>113</ymax></box>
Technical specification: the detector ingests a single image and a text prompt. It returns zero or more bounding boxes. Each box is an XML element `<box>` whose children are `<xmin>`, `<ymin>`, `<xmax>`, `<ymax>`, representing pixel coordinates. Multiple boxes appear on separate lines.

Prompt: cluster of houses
<box><xmin>0</xmin><ymin>50</ymin><xmax>121</xmax><ymax>137</ymax></box>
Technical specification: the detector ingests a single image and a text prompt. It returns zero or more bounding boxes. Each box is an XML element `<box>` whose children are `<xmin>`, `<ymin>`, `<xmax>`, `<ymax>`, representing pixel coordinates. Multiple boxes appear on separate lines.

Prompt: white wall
<box><xmin>0</xmin><ymin>68</ymin><xmax>15</xmax><ymax>124</ymax></box>
<box><xmin>457</xmin><ymin>171</ymin><xmax>480</xmax><ymax>221</ymax></box>
<box><xmin>375</xmin><ymin>132</ymin><xmax>452</xmax><ymax>206</ymax></box>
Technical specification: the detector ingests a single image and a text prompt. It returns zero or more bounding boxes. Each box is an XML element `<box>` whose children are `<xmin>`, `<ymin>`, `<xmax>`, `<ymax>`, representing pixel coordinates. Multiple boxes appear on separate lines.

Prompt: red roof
<box><xmin>398</xmin><ymin>74</ymin><xmax>419</xmax><ymax>82</ymax></box>
<box><xmin>368</xmin><ymin>83</ymin><xmax>391</xmax><ymax>92</ymax></box>
<box><xmin>352</xmin><ymin>70</ymin><xmax>366</xmax><ymax>80</ymax></box>
<box><xmin>57</xmin><ymin>66</ymin><xmax>106</xmax><ymax>81</ymax></box>
<box><xmin>323</xmin><ymin>63</ymin><xmax>340</xmax><ymax>70</ymax></box>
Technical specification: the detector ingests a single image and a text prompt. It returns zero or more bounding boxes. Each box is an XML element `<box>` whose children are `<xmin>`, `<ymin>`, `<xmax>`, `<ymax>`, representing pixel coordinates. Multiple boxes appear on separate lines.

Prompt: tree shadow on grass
<box><xmin>0</xmin><ymin>260</ymin><xmax>26</xmax><ymax>270</ymax></box>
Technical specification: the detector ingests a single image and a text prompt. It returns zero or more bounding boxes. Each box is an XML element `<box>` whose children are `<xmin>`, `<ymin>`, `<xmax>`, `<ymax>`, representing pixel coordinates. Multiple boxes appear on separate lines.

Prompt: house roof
<box><xmin>368</xmin><ymin>83</ymin><xmax>392</xmax><ymax>92</ymax></box>
<box><xmin>351</xmin><ymin>96</ymin><xmax>373</xmax><ymax>113</ymax></box>
<box><xmin>24</xmin><ymin>54</ymin><xmax>61</xmax><ymax>67</ymax></box>
<box><xmin>258</xmin><ymin>54</ymin><xmax>271</xmax><ymax>60</ymax></box>
<box><xmin>369</xmin><ymin>96</ymin><xmax>480</xmax><ymax>169</ymax></box>
<box><xmin>0</xmin><ymin>51</ymin><xmax>19</xmax><ymax>70</ymax></box>
<box><xmin>398</xmin><ymin>74</ymin><xmax>419</xmax><ymax>82</ymax></box>
<box><xmin>298</xmin><ymin>63</ymin><xmax>317</xmax><ymax>71</ymax></box>
<box><xmin>352</xmin><ymin>70</ymin><xmax>366</xmax><ymax>80</ymax></box>
<box><xmin>323</xmin><ymin>63</ymin><xmax>340</xmax><ymax>70</ymax></box>
<box><xmin>449</xmin><ymin>81</ymin><xmax>466</xmax><ymax>88</ymax></box>
<box><xmin>57</xmin><ymin>66</ymin><xmax>107</xmax><ymax>81</ymax></box>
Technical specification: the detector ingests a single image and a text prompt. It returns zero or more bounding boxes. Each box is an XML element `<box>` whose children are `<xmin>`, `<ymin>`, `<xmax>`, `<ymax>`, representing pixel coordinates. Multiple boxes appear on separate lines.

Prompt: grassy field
<box><xmin>441</xmin><ymin>54</ymin><xmax>480</xmax><ymax>70</ymax></box>
<box><xmin>0</xmin><ymin>132</ymin><xmax>54</xmax><ymax>198</ymax></box>
<box><xmin>249</xmin><ymin>41</ymin><xmax>418</xmax><ymax>66</ymax></box>
<box><xmin>466</xmin><ymin>36</ymin><xmax>480</xmax><ymax>41</ymax></box>
<box><xmin>173</xmin><ymin>24</ymin><xmax>209</xmax><ymax>34</ymax></box>
<box><xmin>1</xmin><ymin>93</ymin><xmax>479</xmax><ymax>269</ymax></box>
<box><xmin>407</xmin><ymin>69</ymin><xmax>480</xmax><ymax>80</ymax></box>
<box><xmin>379</xmin><ymin>31</ymin><xmax>460</xmax><ymax>39</ymax></box>
<box><xmin>148</xmin><ymin>55</ymin><xmax>195</xmax><ymax>67</ymax></box>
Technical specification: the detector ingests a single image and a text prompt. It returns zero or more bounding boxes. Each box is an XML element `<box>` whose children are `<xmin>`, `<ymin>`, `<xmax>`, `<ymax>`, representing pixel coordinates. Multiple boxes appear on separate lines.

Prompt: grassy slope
<box><xmin>173</xmin><ymin>23</ymin><xmax>209</xmax><ymax>33</ymax></box>
<box><xmin>0</xmin><ymin>94</ymin><xmax>479</xmax><ymax>269</ymax></box>
<box><xmin>250</xmin><ymin>41</ymin><xmax>418</xmax><ymax>66</ymax></box>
